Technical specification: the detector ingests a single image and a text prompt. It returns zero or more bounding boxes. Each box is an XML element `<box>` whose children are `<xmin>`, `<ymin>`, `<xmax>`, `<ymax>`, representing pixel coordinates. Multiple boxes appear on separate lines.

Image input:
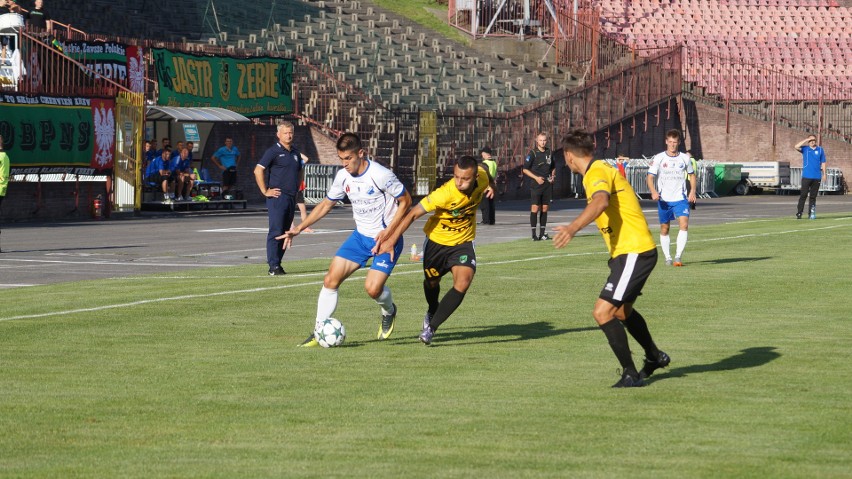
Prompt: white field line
<box><xmin>1</xmin><ymin>221</ymin><xmax>849</xmax><ymax>323</ymax></box>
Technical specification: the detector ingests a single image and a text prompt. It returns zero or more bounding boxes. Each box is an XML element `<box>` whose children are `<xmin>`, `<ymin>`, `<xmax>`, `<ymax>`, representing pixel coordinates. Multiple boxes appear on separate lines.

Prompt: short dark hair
<box><xmin>456</xmin><ymin>155</ymin><xmax>478</xmax><ymax>171</ymax></box>
<box><xmin>336</xmin><ymin>132</ymin><xmax>362</xmax><ymax>153</ymax></box>
<box><xmin>561</xmin><ymin>129</ymin><xmax>594</xmax><ymax>157</ymax></box>
<box><xmin>666</xmin><ymin>129</ymin><xmax>681</xmax><ymax>140</ymax></box>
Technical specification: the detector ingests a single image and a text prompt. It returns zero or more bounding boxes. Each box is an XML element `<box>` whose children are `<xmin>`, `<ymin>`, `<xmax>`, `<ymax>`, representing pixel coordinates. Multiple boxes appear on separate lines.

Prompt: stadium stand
<box><xmin>597</xmin><ymin>0</ymin><xmax>852</xmax><ymax>98</ymax></box>
<box><xmin>47</xmin><ymin>0</ymin><xmax>573</xmax><ymax>112</ymax></box>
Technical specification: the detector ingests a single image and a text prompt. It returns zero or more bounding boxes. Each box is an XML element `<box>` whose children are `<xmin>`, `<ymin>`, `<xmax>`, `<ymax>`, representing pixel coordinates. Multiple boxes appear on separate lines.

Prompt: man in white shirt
<box><xmin>646</xmin><ymin>129</ymin><xmax>697</xmax><ymax>266</ymax></box>
<box><xmin>282</xmin><ymin>133</ymin><xmax>412</xmax><ymax>346</ymax></box>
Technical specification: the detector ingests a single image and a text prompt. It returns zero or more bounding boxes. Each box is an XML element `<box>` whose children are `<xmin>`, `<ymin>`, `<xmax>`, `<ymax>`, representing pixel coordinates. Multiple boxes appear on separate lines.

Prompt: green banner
<box><xmin>0</xmin><ymin>95</ymin><xmax>114</xmax><ymax>169</ymax></box>
<box><xmin>153</xmin><ymin>49</ymin><xmax>293</xmax><ymax>117</ymax></box>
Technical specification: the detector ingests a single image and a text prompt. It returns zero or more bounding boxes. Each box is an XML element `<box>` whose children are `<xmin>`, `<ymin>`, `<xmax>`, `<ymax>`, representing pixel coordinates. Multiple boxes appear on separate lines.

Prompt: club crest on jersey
<box><xmin>345</xmin><ymin>185</ymin><xmax>350</xmax><ymax>194</ymax></box>
<box><xmin>367</xmin><ymin>186</ymin><xmax>375</xmax><ymax>195</ymax></box>
<box><xmin>459</xmin><ymin>255</ymin><xmax>468</xmax><ymax>264</ymax></box>
<box><xmin>451</xmin><ymin>209</ymin><xmax>461</xmax><ymax>217</ymax></box>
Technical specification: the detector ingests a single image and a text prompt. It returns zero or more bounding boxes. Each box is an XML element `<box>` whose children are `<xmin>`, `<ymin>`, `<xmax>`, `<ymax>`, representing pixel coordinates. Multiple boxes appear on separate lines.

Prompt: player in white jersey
<box><xmin>280</xmin><ymin>133</ymin><xmax>412</xmax><ymax>346</ymax></box>
<box><xmin>646</xmin><ymin>129</ymin><xmax>697</xmax><ymax>266</ymax></box>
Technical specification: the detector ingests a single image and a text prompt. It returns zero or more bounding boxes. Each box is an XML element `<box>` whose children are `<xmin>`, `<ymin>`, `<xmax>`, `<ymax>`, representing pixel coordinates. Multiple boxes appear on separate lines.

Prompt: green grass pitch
<box><xmin>1</xmin><ymin>215</ymin><xmax>851</xmax><ymax>478</ymax></box>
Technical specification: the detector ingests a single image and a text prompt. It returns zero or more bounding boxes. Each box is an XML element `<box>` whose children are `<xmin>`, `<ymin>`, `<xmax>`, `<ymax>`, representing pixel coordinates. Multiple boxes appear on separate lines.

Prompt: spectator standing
<box><xmin>25</xmin><ymin>0</ymin><xmax>50</xmax><ymax>32</ymax></box>
<box><xmin>212</xmin><ymin>137</ymin><xmax>240</xmax><ymax>197</ymax></box>
<box><xmin>554</xmin><ymin>129</ymin><xmax>670</xmax><ymax>388</ymax></box>
<box><xmin>282</xmin><ymin>133</ymin><xmax>411</xmax><ymax>346</ymax></box>
<box><xmin>0</xmin><ymin>134</ymin><xmax>10</xmax><ymax>252</ymax></box>
<box><xmin>376</xmin><ymin>155</ymin><xmax>494</xmax><ymax>346</ymax></box>
<box><xmin>254</xmin><ymin>123</ymin><xmax>302</xmax><ymax>276</ymax></box>
<box><xmin>646</xmin><ymin>129</ymin><xmax>696</xmax><ymax>267</ymax></box>
<box><xmin>522</xmin><ymin>132</ymin><xmax>555</xmax><ymax>240</ymax></box>
<box><xmin>793</xmin><ymin>135</ymin><xmax>826</xmax><ymax>220</ymax></box>
<box><xmin>479</xmin><ymin>147</ymin><xmax>497</xmax><ymax>225</ymax></box>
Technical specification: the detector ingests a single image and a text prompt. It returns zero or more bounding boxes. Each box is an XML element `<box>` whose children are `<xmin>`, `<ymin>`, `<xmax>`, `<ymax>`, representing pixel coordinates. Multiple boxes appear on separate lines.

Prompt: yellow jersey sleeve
<box><xmin>583</xmin><ymin>161</ymin><xmax>656</xmax><ymax>257</ymax></box>
<box><xmin>419</xmin><ymin>168</ymin><xmax>489</xmax><ymax>246</ymax></box>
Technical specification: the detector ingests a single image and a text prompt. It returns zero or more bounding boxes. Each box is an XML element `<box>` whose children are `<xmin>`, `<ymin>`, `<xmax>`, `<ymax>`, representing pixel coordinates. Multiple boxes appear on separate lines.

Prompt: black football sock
<box><xmin>599</xmin><ymin>319</ymin><xmax>637</xmax><ymax>374</ymax></box>
<box><xmin>622</xmin><ymin>309</ymin><xmax>658</xmax><ymax>358</ymax></box>
<box><xmin>539</xmin><ymin>211</ymin><xmax>548</xmax><ymax>237</ymax></box>
<box><xmin>530</xmin><ymin>212</ymin><xmax>538</xmax><ymax>238</ymax></box>
<box><xmin>423</xmin><ymin>280</ymin><xmax>440</xmax><ymax>316</ymax></box>
<box><xmin>430</xmin><ymin>287</ymin><xmax>466</xmax><ymax>331</ymax></box>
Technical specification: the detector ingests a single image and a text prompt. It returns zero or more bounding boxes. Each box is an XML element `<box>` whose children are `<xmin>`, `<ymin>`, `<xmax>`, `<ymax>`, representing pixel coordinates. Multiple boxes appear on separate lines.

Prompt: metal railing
<box><xmin>781</xmin><ymin>167</ymin><xmax>845</xmax><ymax>193</ymax></box>
<box><xmin>303</xmin><ymin>163</ymin><xmax>341</xmax><ymax>204</ymax></box>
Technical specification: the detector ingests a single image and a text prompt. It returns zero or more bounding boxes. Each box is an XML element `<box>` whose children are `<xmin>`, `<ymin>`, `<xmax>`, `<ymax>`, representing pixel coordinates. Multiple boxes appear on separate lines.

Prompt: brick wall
<box><xmin>685</xmin><ymin>102</ymin><xmax>851</xmax><ymax>187</ymax></box>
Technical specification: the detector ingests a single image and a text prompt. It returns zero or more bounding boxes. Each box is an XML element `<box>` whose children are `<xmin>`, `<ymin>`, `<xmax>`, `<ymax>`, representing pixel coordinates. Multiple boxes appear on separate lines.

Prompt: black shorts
<box><xmin>530</xmin><ymin>181</ymin><xmax>553</xmax><ymax>206</ymax></box>
<box><xmin>422</xmin><ymin>240</ymin><xmax>477</xmax><ymax>279</ymax></box>
<box><xmin>146</xmin><ymin>174</ymin><xmax>170</xmax><ymax>185</ymax></box>
<box><xmin>599</xmin><ymin>248</ymin><xmax>657</xmax><ymax>307</ymax></box>
<box><xmin>295</xmin><ymin>190</ymin><xmax>305</xmax><ymax>203</ymax></box>
<box><xmin>222</xmin><ymin>166</ymin><xmax>237</xmax><ymax>186</ymax></box>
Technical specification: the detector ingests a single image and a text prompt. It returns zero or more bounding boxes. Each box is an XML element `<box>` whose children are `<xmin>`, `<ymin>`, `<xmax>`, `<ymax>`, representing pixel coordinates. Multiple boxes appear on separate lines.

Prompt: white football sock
<box><xmin>675</xmin><ymin>230</ymin><xmax>688</xmax><ymax>258</ymax></box>
<box><xmin>375</xmin><ymin>286</ymin><xmax>394</xmax><ymax>316</ymax></box>
<box><xmin>660</xmin><ymin>234</ymin><xmax>672</xmax><ymax>260</ymax></box>
<box><xmin>316</xmin><ymin>287</ymin><xmax>339</xmax><ymax>328</ymax></box>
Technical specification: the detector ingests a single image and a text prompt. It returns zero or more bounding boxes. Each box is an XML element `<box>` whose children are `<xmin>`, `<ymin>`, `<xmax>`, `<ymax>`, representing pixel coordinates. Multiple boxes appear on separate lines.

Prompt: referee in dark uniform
<box><xmin>522</xmin><ymin>131</ymin><xmax>556</xmax><ymax>241</ymax></box>
<box><xmin>254</xmin><ymin>122</ymin><xmax>303</xmax><ymax>275</ymax></box>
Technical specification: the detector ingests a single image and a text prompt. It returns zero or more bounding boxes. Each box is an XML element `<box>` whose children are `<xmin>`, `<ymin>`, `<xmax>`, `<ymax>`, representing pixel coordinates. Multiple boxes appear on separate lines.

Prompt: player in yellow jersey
<box><xmin>376</xmin><ymin>155</ymin><xmax>494</xmax><ymax>345</ymax></box>
<box><xmin>553</xmin><ymin>130</ymin><xmax>670</xmax><ymax>388</ymax></box>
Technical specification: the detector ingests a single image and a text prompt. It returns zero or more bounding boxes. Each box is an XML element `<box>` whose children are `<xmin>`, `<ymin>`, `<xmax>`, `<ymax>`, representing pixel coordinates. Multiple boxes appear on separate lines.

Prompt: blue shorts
<box><xmin>336</xmin><ymin>230</ymin><xmax>404</xmax><ymax>275</ymax></box>
<box><xmin>657</xmin><ymin>199</ymin><xmax>691</xmax><ymax>224</ymax></box>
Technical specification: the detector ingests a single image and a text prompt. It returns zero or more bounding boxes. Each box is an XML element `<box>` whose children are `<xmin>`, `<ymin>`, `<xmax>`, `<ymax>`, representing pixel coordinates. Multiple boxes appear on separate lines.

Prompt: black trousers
<box><xmin>480</xmin><ymin>197</ymin><xmax>495</xmax><ymax>224</ymax></box>
<box><xmin>797</xmin><ymin>178</ymin><xmax>820</xmax><ymax>215</ymax></box>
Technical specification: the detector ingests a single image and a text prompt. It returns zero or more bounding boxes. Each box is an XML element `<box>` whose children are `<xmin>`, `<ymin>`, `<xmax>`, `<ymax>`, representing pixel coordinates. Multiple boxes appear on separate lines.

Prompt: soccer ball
<box><xmin>315</xmin><ymin>318</ymin><xmax>346</xmax><ymax>348</ymax></box>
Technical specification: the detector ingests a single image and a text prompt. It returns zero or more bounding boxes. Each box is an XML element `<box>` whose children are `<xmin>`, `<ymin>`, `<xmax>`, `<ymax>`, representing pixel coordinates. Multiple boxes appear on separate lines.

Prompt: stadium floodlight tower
<box><xmin>481</xmin><ymin>0</ymin><xmax>568</xmax><ymax>39</ymax></box>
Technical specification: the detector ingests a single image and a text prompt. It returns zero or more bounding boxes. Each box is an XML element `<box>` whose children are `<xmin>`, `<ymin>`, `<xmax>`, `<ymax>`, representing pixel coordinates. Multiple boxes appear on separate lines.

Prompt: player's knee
<box><xmin>364</xmin><ymin>283</ymin><xmax>382</xmax><ymax>299</ymax></box>
<box><xmin>323</xmin><ymin>275</ymin><xmax>342</xmax><ymax>290</ymax></box>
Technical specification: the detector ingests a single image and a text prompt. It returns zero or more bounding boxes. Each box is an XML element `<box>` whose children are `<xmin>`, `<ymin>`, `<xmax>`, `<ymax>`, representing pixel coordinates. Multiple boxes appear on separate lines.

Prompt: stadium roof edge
<box><xmin>146</xmin><ymin>106</ymin><xmax>251</xmax><ymax>123</ymax></box>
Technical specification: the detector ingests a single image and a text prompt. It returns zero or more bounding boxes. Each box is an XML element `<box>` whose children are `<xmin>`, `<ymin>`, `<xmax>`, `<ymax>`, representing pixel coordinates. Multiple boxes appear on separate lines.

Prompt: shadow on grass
<box><xmin>646</xmin><ymin>346</ymin><xmax>780</xmax><ymax>384</ymax></box>
<box><xmin>691</xmin><ymin>256</ymin><xmax>772</xmax><ymax>265</ymax></box>
<box><xmin>420</xmin><ymin>321</ymin><xmax>597</xmax><ymax>347</ymax></box>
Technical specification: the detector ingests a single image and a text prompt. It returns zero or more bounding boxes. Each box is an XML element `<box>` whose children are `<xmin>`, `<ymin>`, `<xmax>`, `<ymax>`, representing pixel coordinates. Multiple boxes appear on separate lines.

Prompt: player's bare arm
<box><xmin>375</xmin><ymin>204</ymin><xmax>427</xmax><ymax>259</ymax></box>
<box><xmin>276</xmin><ymin>197</ymin><xmax>335</xmax><ymax>242</ymax></box>
<box><xmin>522</xmin><ymin>167</ymin><xmax>545</xmax><ymax>185</ymax></box>
<box><xmin>646</xmin><ymin>173</ymin><xmax>660</xmax><ymax>201</ymax></box>
<box><xmin>688</xmin><ymin>173</ymin><xmax>698</xmax><ymax>203</ymax></box>
<box><xmin>553</xmin><ymin>191</ymin><xmax>609</xmax><ymax>248</ymax></box>
<box><xmin>373</xmin><ymin>190</ymin><xmax>412</xmax><ymax>249</ymax></box>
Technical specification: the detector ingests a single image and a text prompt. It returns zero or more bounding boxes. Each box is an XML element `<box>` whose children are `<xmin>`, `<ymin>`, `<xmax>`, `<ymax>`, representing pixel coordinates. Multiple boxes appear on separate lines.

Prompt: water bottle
<box><xmin>410</xmin><ymin>243</ymin><xmax>418</xmax><ymax>260</ymax></box>
<box><xmin>809</xmin><ymin>204</ymin><xmax>816</xmax><ymax>220</ymax></box>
